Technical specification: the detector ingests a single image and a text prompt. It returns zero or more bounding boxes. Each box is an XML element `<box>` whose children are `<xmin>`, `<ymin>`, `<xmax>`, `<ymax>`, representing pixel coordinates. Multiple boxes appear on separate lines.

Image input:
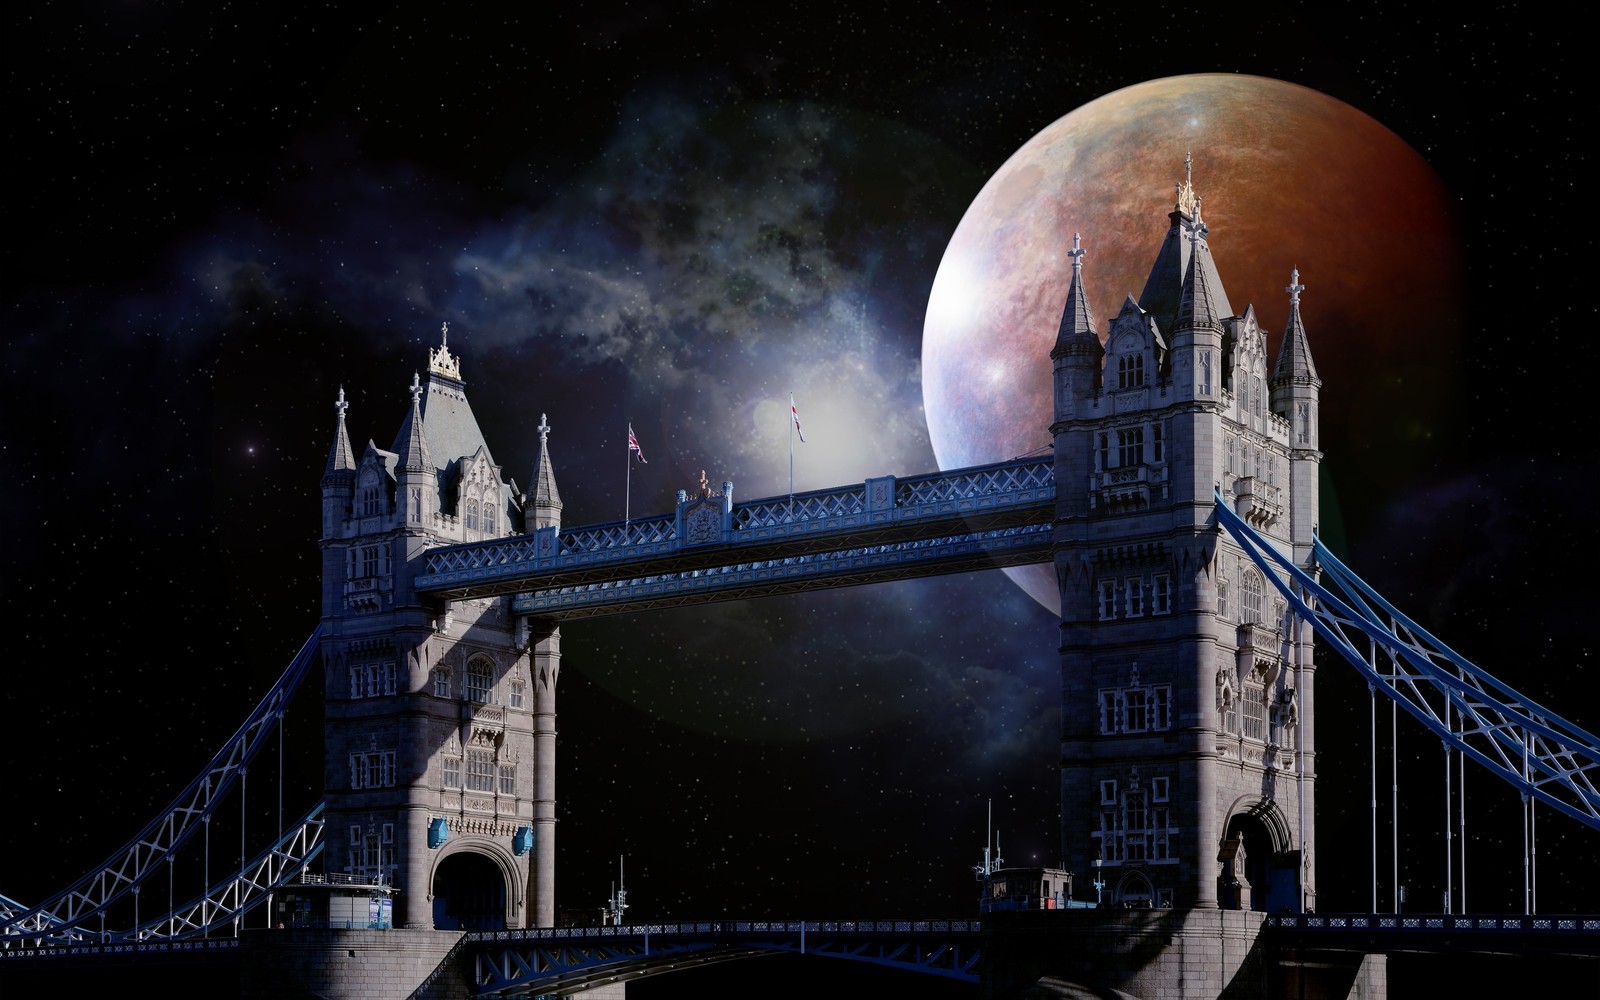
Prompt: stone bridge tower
<box><xmin>317</xmin><ymin>326</ymin><xmax>562</xmax><ymax>931</ymax></box>
<box><xmin>1051</xmin><ymin>160</ymin><xmax>1322</xmax><ymax>915</ymax></box>
<box><xmin>992</xmin><ymin>156</ymin><xmax>1344</xmax><ymax>996</ymax></box>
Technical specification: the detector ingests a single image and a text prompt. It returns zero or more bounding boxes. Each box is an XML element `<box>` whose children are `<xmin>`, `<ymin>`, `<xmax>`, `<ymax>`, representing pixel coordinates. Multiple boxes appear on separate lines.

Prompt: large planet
<box><xmin>922</xmin><ymin>73</ymin><xmax>1466</xmax><ymax>616</ymax></box>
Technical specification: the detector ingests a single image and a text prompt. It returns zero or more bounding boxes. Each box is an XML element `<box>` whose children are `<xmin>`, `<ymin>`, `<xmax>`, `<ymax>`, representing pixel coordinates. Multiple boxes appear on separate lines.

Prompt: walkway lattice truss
<box><xmin>0</xmin><ymin>629</ymin><xmax>325</xmax><ymax>946</ymax></box>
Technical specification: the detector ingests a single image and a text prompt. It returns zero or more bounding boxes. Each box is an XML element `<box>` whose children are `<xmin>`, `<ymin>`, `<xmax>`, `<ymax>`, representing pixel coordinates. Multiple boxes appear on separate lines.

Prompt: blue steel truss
<box><xmin>470</xmin><ymin>919</ymin><xmax>983</xmax><ymax>996</ymax></box>
<box><xmin>1214</xmin><ymin>491</ymin><xmax>1600</xmax><ymax>831</ymax></box>
<box><xmin>414</xmin><ymin>458</ymin><xmax>1056</xmax><ymax>615</ymax></box>
<box><xmin>0</xmin><ymin>628</ymin><xmax>324</xmax><ymax>945</ymax></box>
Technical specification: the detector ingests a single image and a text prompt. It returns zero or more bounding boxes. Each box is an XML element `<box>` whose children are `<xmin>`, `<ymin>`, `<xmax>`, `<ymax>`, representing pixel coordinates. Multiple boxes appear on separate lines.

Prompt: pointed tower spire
<box><xmin>1051</xmin><ymin>231</ymin><xmax>1105</xmax><ymax>430</ymax></box>
<box><xmin>1052</xmin><ymin>232</ymin><xmax>1098</xmax><ymax>355</ymax></box>
<box><xmin>1138</xmin><ymin>156</ymin><xmax>1233</xmax><ymax>337</ymax></box>
<box><xmin>1175</xmin><ymin>203</ymin><xmax>1221</xmax><ymax>332</ymax></box>
<box><xmin>527</xmin><ymin>413</ymin><xmax>563</xmax><ymax>532</ymax></box>
<box><xmin>392</xmin><ymin>372</ymin><xmax>433</xmax><ymax>471</ymax></box>
<box><xmin>325</xmin><ymin>386</ymin><xmax>357</xmax><ymax>476</ymax></box>
<box><xmin>1272</xmin><ymin>268</ymin><xmax>1320</xmax><ymax>388</ymax></box>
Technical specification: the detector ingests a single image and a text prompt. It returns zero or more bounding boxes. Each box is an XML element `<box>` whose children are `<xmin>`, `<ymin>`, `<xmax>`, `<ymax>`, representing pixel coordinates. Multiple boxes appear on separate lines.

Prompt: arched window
<box><xmin>467</xmin><ymin>656</ymin><xmax>493</xmax><ymax>704</ymax></box>
<box><xmin>465</xmin><ymin>499</ymin><xmax>479</xmax><ymax>532</ymax></box>
<box><xmin>1118</xmin><ymin>354</ymin><xmax>1144</xmax><ymax>389</ymax></box>
<box><xmin>483</xmin><ymin>500</ymin><xmax>497</xmax><ymax>535</ymax></box>
<box><xmin>1243</xmin><ymin>670</ymin><xmax>1268</xmax><ymax>741</ymax></box>
<box><xmin>1242</xmin><ymin>571</ymin><xmax>1264</xmax><ymax>625</ymax></box>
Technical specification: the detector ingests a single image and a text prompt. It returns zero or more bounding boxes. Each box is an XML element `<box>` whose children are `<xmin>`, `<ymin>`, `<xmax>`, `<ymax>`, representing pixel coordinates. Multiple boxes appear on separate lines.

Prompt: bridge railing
<box><xmin>417</xmin><ymin>457</ymin><xmax>1055</xmax><ymax>589</ymax></box>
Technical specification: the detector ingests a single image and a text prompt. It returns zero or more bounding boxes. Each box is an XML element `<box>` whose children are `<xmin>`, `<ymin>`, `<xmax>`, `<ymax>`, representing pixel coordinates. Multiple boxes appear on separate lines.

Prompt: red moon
<box><xmin>921</xmin><ymin>74</ymin><xmax>1465</xmax><ymax>615</ymax></box>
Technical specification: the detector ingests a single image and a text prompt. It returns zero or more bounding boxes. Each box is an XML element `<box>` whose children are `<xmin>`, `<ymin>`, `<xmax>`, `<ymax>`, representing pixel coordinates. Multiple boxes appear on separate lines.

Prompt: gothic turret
<box><xmin>1051</xmin><ymin>232</ymin><xmax>1105</xmax><ymax>423</ymax></box>
<box><xmin>391</xmin><ymin>371</ymin><xmax>436</xmax><ymax>527</ymax></box>
<box><xmin>525</xmin><ymin>414</ymin><xmax>562</xmax><ymax>533</ymax></box>
<box><xmin>1270</xmin><ymin>268</ymin><xmax>1322</xmax><ymax>569</ymax></box>
<box><xmin>321</xmin><ymin>387</ymin><xmax>357</xmax><ymax>541</ymax></box>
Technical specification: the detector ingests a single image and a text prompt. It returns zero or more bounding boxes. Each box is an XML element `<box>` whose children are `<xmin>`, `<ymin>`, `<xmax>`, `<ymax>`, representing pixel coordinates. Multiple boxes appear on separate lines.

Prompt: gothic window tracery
<box><xmin>1242</xmin><ymin>571</ymin><xmax>1265</xmax><ymax>625</ymax></box>
<box><xmin>467</xmin><ymin>655</ymin><xmax>493</xmax><ymax>704</ymax></box>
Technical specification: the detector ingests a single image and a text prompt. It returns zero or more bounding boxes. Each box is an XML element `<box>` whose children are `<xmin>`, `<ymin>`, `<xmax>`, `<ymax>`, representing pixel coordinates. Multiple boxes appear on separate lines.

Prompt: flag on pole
<box><xmin>790</xmin><ymin>393</ymin><xmax>805</xmax><ymax>443</ymax></box>
<box><xmin>628</xmin><ymin>424</ymin><xmax>647</xmax><ymax>463</ymax></box>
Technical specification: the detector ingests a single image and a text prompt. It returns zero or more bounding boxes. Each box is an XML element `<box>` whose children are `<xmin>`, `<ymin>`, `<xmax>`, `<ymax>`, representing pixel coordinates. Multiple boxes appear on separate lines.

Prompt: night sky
<box><xmin>2</xmin><ymin>1</ymin><xmax>1594</xmax><ymax>987</ymax></box>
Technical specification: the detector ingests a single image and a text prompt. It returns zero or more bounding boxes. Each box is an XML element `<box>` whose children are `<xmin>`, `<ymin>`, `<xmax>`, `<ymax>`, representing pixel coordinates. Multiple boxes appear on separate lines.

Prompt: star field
<box><xmin>1</xmin><ymin>4</ymin><xmax>1592</xmax><ymax>995</ymax></box>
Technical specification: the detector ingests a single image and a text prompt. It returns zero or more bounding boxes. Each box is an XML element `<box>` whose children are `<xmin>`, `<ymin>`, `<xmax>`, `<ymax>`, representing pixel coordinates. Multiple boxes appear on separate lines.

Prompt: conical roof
<box><xmin>1272</xmin><ymin>268</ymin><xmax>1320</xmax><ymax>386</ymax></box>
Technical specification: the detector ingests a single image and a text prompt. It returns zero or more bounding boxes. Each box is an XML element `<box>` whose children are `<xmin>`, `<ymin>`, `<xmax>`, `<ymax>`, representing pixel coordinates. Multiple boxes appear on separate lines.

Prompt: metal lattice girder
<box><xmin>1213</xmin><ymin>492</ymin><xmax>1600</xmax><ymax>831</ymax></box>
<box><xmin>416</xmin><ymin>458</ymin><xmax>1055</xmax><ymax>602</ymax></box>
<box><xmin>517</xmin><ymin>523</ymin><xmax>1054</xmax><ymax>619</ymax></box>
<box><xmin>128</xmin><ymin>804</ymin><xmax>326</xmax><ymax>944</ymax></box>
<box><xmin>0</xmin><ymin>628</ymin><xmax>323</xmax><ymax>942</ymax></box>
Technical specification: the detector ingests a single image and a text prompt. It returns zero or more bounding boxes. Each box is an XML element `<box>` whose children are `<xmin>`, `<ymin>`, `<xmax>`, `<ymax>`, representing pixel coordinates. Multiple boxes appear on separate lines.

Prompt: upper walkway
<box><xmin>414</xmin><ymin>457</ymin><xmax>1056</xmax><ymax>618</ymax></box>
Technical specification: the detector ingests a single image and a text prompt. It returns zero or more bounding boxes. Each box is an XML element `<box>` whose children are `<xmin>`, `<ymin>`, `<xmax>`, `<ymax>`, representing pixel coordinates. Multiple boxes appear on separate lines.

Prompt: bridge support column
<box><xmin>531</xmin><ymin>621</ymin><xmax>560</xmax><ymax>928</ymax></box>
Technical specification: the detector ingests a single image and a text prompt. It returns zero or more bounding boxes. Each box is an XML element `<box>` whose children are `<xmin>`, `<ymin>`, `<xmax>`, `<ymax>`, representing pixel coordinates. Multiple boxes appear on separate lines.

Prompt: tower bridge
<box><xmin>4</xmin><ymin>160</ymin><xmax>1598</xmax><ymax>999</ymax></box>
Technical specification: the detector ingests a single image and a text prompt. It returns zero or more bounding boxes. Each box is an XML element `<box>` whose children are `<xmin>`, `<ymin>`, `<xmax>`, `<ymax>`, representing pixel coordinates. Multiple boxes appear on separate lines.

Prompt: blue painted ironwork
<box><xmin>469</xmin><ymin>919</ymin><xmax>984</xmax><ymax>995</ymax></box>
<box><xmin>1214</xmin><ymin>490</ymin><xmax>1600</xmax><ymax>831</ymax></box>
<box><xmin>0</xmin><ymin>628</ymin><xmax>323</xmax><ymax>946</ymax></box>
<box><xmin>414</xmin><ymin>458</ymin><xmax>1056</xmax><ymax>608</ymax></box>
<box><xmin>517</xmin><ymin>523</ymin><xmax>1054</xmax><ymax>618</ymax></box>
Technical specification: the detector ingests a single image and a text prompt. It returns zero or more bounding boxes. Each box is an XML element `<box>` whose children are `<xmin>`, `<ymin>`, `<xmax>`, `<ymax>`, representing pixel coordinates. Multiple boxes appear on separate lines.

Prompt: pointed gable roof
<box><xmin>1272</xmin><ymin>268</ymin><xmax>1321</xmax><ymax>386</ymax></box>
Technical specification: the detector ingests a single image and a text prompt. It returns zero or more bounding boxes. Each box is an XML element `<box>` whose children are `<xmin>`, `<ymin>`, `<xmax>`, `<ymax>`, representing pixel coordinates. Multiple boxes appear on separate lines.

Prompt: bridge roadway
<box><xmin>413</xmin><ymin>458</ymin><xmax>1056</xmax><ymax>619</ymax></box>
<box><xmin>7</xmin><ymin>912</ymin><xmax>1595</xmax><ymax>995</ymax></box>
<box><xmin>468</xmin><ymin>918</ymin><xmax>983</xmax><ymax>996</ymax></box>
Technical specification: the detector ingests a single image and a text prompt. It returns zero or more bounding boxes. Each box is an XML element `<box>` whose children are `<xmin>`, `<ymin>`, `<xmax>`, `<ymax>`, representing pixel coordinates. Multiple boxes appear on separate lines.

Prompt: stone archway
<box><xmin>431</xmin><ymin>851</ymin><xmax>508</xmax><ymax>930</ymax></box>
<box><xmin>1113</xmin><ymin>870</ymin><xmax>1154</xmax><ymax>908</ymax></box>
<box><xmin>1220</xmin><ymin>798</ymin><xmax>1299</xmax><ymax>913</ymax></box>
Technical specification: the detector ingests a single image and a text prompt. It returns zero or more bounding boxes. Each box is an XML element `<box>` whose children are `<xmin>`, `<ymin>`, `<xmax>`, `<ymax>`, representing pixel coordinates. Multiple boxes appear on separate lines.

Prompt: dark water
<box><xmin>2</xmin><ymin>948</ymin><xmax>1592</xmax><ymax>997</ymax></box>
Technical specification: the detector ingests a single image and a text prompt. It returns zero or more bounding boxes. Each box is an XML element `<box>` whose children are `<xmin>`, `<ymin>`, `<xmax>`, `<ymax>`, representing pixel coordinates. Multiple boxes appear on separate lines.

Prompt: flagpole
<box><xmin>788</xmin><ymin>392</ymin><xmax>795</xmax><ymax>518</ymax></box>
<box><xmin>625</xmin><ymin>421</ymin><xmax>632</xmax><ymax>527</ymax></box>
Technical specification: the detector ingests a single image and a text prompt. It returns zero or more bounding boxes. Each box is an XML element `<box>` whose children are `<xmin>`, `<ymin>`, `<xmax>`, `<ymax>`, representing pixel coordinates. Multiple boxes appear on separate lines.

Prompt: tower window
<box><xmin>1118</xmin><ymin>354</ymin><xmax>1145</xmax><ymax>389</ymax></box>
<box><xmin>466</xmin><ymin>751</ymin><xmax>495</xmax><ymax>792</ymax></box>
<box><xmin>1098</xmin><ymin>432</ymin><xmax>1110</xmax><ymax>471</ymax></box>
<box><xmin>484</xmin><ymin>502</ymin><xmax>497</xmax><ymax>535</ymax></box>
<box><xmin>348</xmin><ymin>750</ymin><xmax>396</xmax><ymax>789</ymax></box>
<box><xmin>432</xmin><ymin>668</ymin><xmax>451</xmax><ymax>698</ymax></box>
<box><xmin>1124</xmin><ymin>577</ymin><xmax>1144</xmax><ymax>617</ymax></box>
<box><xmin>1242</xmin><ymin>571</ymin><xmax>1264</xmax><ymax>625</ymax></box>
<box><xmin>1099</xmin><ymin>580</ymin><xmax>1118</xmax><ymax>620</ymax></box>
<box><xmin>1115</xmin><ymin>428</ymin><xmax>1144</xmax><ymax>467</ymax></box>
<box><xmin>510</xmin><ymin>680</ymin><xmax>526</xmax><ymax>709</ymax></box>
<box><xmin>465</xmin><ymin>499</ymin><xmax>479</xmax><ymax>532</ymax></box>
<box><xmin>1243</xmin><ymin>674</ymin><xmax>1268</xmax><ymax>741</ymax></box>
<box><xmin>1217</xmin><ymin>582</ymin><xmax>1230</xmax><ymax>620</ymax></box>
<box><xmin>348</xmin><ymin>662</ymin><xmax>396</xmax><ymax>699</ymax></box>
<box><xmin>1096</xmin><ymin>782</ymin><xmax>1177</xmax><ymax>865</ymax></box>
<box><xmin>1152</xmin><ymin>423</ymin><xmax>1164</xmax><ymax>462</ymax></box>
<box><xmin>1152</xmin><ymin>574</ymin><xmax>1171</xmax><ymax>614</ymax></box>
<box><xmin>1098</xmin><ymin>683</ymin><xmax>1173</xmax><ymax>734</ymax></box>
<box><xmin>442</xmin><ymin>756</ymin><xmax>461</xmax><ymax>788</ymax></box>
<box><xmin>362</xmin><ymin>485</ymin><xmax>382</xmax><ymax>518</ymax></box>
<box><xmin>1201</xmin><ymin>352</ymin><xmax>1212</xmax><ymax>396</ymax></box>
<box><xmin>467</xmin><ymin>657</ymin><xmax>493</xmax><ymax>704</ymax></box>
<box><xmin>499</xmin><ymin>763</ymin><xmax>515</xmax><ymax>795</ymax></box>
